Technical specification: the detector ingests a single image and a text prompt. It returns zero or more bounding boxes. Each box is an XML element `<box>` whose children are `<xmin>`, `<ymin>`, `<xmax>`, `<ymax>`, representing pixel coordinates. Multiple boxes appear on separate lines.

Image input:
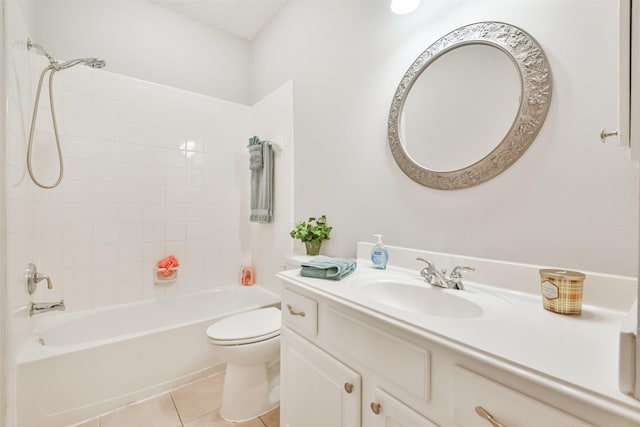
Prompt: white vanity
<box><xmin>277</xmin><ymin>243</ymin><xmax>640</xmax><ymax>427</ymax></box>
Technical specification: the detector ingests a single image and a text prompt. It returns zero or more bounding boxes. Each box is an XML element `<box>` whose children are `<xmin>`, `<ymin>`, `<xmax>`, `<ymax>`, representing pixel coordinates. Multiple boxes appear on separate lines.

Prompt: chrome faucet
<box><xmin>25</xmin><ymin>263</ymin><xmax>53</xmax><ymax>294</ymax></box>
<box><xmin>29</xmin><ymin>300</ymin><xmax>65</xmax><ymax>316</ymax></box>
<box><xmin>416</xmin><ymin>258</ymin><xmax>474</xmax><ymax>290</ymax></box>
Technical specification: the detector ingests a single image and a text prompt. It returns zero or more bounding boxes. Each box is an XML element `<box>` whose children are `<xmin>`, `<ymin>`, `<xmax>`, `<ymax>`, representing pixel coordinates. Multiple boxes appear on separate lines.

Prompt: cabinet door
<box><xmin>370</xmin><ymin>388</ymin><xmax>439</xmax><ymax>427</ymax></box>
<box><xmin>281</xmin><ymin>327</ymin><xmax>361</xmax><ymax>427</ymax></box>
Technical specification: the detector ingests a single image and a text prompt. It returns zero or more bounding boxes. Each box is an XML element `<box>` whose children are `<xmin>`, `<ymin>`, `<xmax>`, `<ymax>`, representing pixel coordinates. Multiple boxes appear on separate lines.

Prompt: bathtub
<box><xmin>16</xmin><ymin>285</ymin><xmax>281</xmax><ymax>427</ymax></box>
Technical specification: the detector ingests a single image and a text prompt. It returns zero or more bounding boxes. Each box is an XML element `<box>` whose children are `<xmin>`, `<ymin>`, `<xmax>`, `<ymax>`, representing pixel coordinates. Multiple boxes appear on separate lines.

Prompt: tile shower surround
<box><xmin>5</xmin><ymin>6</ymin><xmax>254</xmax><ymax>420</ymax></box>
<box><xmin>8</xmin><ymin>61</ymin><xmax>252</xmax><ymax>310</ymax></box>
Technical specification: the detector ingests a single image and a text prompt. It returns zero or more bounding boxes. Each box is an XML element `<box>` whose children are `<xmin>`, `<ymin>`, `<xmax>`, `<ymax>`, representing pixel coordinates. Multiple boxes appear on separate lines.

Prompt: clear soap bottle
<box><xmin>371</xmin><ymin>234</ymin><xmax>388</xmax><ymax>270</ymax></box>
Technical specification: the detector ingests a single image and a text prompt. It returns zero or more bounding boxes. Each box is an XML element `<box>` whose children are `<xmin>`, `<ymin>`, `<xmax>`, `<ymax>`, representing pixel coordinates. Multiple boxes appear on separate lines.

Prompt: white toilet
<box><xmin>206</xmin><ymin>306</ymin><xmax>281</xmax><ymax>422</ymax></box>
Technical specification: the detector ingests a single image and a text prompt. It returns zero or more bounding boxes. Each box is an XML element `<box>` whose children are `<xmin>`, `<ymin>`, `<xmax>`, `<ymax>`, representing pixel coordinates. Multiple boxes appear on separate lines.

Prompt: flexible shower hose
<box><xmin>26</xmin><ymin>64</ymin><xmax>64</xmax><ymax>189</ymax></box>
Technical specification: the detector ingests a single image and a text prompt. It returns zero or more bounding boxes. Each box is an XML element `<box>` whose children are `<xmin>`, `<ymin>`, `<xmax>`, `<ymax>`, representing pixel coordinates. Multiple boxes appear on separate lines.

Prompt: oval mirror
<box><xmin>388</xmin><ymin>22</ymin><xmax>552</xmax><ymax>189</ymax></box>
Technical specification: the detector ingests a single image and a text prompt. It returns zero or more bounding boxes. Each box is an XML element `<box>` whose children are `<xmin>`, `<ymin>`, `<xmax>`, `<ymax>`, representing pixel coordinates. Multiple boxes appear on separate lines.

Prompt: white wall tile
<box><xmin>6</xmin><ymin>53</ymin><xmax>252</xmax><ymax>424</ymax></box>
<box><xmin>118</xmin><ymin>223</ymin><xmax>143</xmax><ymax>243</ymax></box>
<box><xmin>64</xmin><ymin>136</ymin><xmax>93</xmax><ymax>159</ymax></box>
<box><xmin>166</xmin><ymin>204</ymin><xmax>186</xmax><ymax>222</ymax></box>
<box><xmin>63</xmin><ymin>246</ymin><xmax>93</xmax><ymax>270</ymax></box>
<box><xmin>92</xmin><ymin>244</ymin><xmax>119</xmax><ymax>267</ymax></box>
<box><xmin>93</xmin><ymin>97</ymin><xmax>121</xmax><ymax>122</ymax></box>
<box><xmin>143</xmin><ymin>222</ymin><xmax>165</xmax><ymax>242</ymax></box>
<box><xmin>166</xmin><ymin>148</ymin><xmax>186</xmax><ymax>168</ymax></box>
<box><xmin>63</xmin><ymin>66</ymin><xmax>93</xmax><ymax>94</ymax></box>
<box><xmin>63</xmin><ymin>224</ymin><xmax>93</xmax><ymax>247</ymax></box>
<box><xmin>64</xmin><ymin>90</ymin><xmax>94</xmax><ymax>117</ymax></box>
<box><xmin>165</xmin><ymin>222</ymin><xmax>186</xmax><ymax>241</ymax></box>
<box><xmin>118</xmin><ymin>242</ymin><xmax>143</xmax><ymax>264</ymax></box>
<box><xmin>93</xmin><ymin>224</ymin><xmax>120</xmax><ymax>245</ymax></box>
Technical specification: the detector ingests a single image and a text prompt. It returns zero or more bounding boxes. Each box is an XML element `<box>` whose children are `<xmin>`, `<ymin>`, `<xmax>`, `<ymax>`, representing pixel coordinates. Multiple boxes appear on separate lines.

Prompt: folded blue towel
<box><xmin>249</xmin><ymin>144</ymin><xmax>263</xmax><ymax>170</ymax></box>
<box><xmin>300</xmin><ymin>256</ymin><xmax>357</xmax><ymax>281</ymax></box>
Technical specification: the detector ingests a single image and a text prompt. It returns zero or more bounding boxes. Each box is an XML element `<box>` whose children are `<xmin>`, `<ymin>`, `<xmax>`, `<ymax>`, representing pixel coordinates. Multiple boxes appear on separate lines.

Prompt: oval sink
<box><xmin>355</xmin><ymin>278</ymin><xmax>483</xmax><ymax>319</ymax></box>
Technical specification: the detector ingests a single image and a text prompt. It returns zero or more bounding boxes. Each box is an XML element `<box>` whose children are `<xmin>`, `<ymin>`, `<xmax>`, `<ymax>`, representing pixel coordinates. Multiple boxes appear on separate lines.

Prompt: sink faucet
<box><xmin>416</xmin><ymin>258</ymin><xmax>474</xmax><ymax>290</ymax></box>
<box><xmin>29</xmin><ymin>300</ymin><xmax>65</xmax><ymax>317</ymax></box>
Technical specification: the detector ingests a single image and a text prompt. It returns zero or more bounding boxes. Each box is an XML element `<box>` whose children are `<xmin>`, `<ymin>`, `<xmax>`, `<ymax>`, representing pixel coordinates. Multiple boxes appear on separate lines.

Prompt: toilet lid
<box><xmin>207</xmin><ymin>307</ymin><xmax>281</xmax><ymax>345</ymax></box>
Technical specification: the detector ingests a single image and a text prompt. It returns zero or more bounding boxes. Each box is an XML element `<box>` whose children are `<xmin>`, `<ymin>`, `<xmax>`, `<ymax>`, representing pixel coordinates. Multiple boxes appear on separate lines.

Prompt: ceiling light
<box><xmin>390</xmin><ymin>0</ymin><xmax>420</xmax><ymax>14</ymax></box>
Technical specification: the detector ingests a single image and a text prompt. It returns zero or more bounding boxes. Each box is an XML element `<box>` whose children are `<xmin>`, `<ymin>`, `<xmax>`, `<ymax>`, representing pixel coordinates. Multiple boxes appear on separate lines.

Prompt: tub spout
<box><xmin>29</xmin><ymin>300</ymin><xmax>65</xmax><ymax>316</ymax></box>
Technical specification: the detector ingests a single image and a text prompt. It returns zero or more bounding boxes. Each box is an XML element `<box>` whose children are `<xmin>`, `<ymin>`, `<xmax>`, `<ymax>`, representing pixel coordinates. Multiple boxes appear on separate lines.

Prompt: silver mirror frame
<box><xmin>388</xmin><ymin>22</ymin><xmax>552</xmax><ymax>190</ymax></box>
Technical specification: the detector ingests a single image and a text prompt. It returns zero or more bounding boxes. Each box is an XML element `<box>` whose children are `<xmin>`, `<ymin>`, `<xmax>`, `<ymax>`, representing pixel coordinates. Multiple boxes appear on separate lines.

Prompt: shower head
<box><xmin>57</xmin><ymin>57</ymin><xmax>106</xmax><ymax>70</ymax></box>
<box><xmin>26</xmin><ymin>39</ymin><xmax>57</xmax><ymax>65</ymax></box>
<box><xmin>27</xmin><ymin>39</ymin><xmax>106</xmax><ymax>71</ymax></box>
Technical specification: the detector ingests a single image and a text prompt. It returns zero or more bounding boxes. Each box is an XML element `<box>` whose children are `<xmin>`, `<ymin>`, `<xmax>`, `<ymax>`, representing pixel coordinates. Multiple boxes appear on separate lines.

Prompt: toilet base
<box><xmin>220</xmin><ymin>362</ymin><xmax>279</xmax><ymax>422</ymax></box>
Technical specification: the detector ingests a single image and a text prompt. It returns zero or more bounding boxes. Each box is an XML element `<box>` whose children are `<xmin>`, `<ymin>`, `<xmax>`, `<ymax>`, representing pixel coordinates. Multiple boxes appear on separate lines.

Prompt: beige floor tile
<box><xmin>100</xmin><ymin>393</ymin><xmax>181</xmax><ymax>427</ymax></box>
<box><xmin>172</xmin><ymin>373</ymin><xmax>225</xmax><ymax>422</ymax></box>
<box><xmin>260</xmin><ymin>407</ymin><xmax>280</xmax><ymax>427</ymax></box>
<box><xmin>73</xmin><ymin>417</ymin><xmax>100</xmax><ymax>427</ymax></box>
<box><xmin>184</xmin><ymin>410</ymin><xmax>266</xmax><ymax>427</ymax></box>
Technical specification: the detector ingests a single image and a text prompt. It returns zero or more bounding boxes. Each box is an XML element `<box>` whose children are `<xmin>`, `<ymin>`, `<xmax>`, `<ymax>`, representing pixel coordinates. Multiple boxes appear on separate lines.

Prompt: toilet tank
<box><xmin>283</xmin><ymin>255</ymin><xmax>313</xmax><ymax>271</ymax></box>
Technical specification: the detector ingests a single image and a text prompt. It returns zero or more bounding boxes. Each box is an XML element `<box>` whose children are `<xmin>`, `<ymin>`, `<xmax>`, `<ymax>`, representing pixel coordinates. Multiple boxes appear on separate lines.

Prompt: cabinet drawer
<box><xmin>451</xmin><ymin>366</ymin><xmax>594</xmax><ymax>427</ymax></box>
<box><xmin>282</xmin><ymin>288</ymin><xmax>318</xmax><ymax>336</ymax></box>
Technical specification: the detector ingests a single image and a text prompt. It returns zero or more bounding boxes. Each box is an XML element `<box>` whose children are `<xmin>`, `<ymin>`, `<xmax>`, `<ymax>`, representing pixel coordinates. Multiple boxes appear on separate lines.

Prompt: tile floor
<box><xmin>75</xmin><ymin>373</ymin><xmax>279</xmax><ymax>427</ymax></box>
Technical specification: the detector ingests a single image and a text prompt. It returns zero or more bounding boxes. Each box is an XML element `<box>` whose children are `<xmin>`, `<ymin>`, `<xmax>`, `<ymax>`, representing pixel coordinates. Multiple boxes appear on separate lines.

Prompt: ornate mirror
<box><xmin>388</xmin><ymin>22</ymin><xmax>552</xmax><ymax>189</ymax></box>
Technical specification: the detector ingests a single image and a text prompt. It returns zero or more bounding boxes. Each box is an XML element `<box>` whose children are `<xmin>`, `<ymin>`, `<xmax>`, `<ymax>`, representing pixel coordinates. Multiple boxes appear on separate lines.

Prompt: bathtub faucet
<box><xmin>29</xmin><ymin>300</ymin><xmax>65</xmax><ymax>317</ymax></box>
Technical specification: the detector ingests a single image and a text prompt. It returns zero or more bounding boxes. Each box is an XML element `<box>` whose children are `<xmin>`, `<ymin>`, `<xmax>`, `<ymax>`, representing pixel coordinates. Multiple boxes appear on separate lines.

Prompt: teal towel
<box><xmin>300</xmin><ymin>256</ymin><xmax>357</xmax><ymax>281</ymax></box>
<box><xmin>249</xmin><ymin>141</ymin><xmax>274</xmax><ymax>223</ymax></box>
<box><xmin>249</xmin><ymin>144</ymin><xmax>263</xmax><ymax>170</ymax></box>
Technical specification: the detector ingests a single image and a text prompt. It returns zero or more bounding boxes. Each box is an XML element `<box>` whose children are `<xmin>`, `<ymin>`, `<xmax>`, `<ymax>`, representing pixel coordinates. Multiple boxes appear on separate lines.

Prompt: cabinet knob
<box><xmin>475</xmin><ymin>406</ymin><xmax>507</xmax><ymax>427</ymax></box>
<box><xmin>370</xmin><ymin>402</ymin><xmax>381</xmax><ymax>415</ymax></box>
<box><xmin>344</xmin><ymin>382</ymin><xmax>353</xmax><ymax>393</ymax></box>
<box><xmin>287</xmin><ymin>304</ymin><xmax>306</xmax><ymax>317</ymax></box>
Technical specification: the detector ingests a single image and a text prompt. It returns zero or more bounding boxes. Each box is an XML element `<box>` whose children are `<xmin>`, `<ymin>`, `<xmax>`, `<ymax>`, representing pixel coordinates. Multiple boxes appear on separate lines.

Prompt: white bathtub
<box><xmin>16</xmin><ymin>285</ymin><xmax>281</xmax><ymax>427</ymax></box>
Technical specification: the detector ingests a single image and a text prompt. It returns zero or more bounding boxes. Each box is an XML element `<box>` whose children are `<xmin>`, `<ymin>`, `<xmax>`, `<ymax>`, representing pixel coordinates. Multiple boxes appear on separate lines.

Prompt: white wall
<box><xmin>249</xmin><ymin>80</ymin><xmax>295</xmax><ymax>295</ymax></box>
<box><xmin>28</xmin><ymin>0</ymin><xmax>252</xmax><ymax>104</ymax></box>
<box><xmin>252</xmin><ymin>0</ymin><xmax>639</xmax><ymax>277</ymax></box>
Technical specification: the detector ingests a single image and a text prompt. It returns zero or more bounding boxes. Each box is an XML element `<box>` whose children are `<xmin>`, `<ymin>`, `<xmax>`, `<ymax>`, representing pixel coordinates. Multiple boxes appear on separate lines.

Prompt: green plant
<box><xmin>289</xmin><ymin>215</ymin><xmax>332</xmax><ymax>243</ymax></box>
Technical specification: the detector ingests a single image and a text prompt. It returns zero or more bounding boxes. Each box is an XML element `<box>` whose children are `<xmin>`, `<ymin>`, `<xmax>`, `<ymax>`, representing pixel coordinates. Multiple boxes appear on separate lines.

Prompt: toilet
<box><xmin>206</xmin><ymin>306</ymin><xmax>281</xmax><ymax>422</ymax></box>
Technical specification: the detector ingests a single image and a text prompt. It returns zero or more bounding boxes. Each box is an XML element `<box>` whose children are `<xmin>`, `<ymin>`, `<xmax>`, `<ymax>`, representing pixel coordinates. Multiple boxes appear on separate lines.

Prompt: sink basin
<box><xmin>354</xmin><ymin>277</ymin><xmax>484</xmax><ymax>319</ymax></box>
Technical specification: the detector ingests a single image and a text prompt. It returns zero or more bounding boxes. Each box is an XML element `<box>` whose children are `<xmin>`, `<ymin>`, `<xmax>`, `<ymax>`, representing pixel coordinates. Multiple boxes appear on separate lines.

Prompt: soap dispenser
<box><xmin>371</xmin><ymin>234</ymin><xmax>388</xmax><ymax>270</ymax></box>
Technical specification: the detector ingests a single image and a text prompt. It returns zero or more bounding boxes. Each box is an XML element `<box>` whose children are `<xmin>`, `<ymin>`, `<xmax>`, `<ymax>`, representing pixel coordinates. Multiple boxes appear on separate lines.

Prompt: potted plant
<box><xmin>290</xmin><ymin>214</ymin><xmax>332</xmax><ymax>256</ymax></box>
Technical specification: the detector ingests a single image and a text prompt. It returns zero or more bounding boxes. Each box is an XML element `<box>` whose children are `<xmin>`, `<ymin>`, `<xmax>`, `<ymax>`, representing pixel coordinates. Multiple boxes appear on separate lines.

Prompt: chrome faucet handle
<box><xmin>417</xmin><ymin>258</ymin><xmax>447</xmax><ymax>287</ymax></box>
<box><xmin>36</xmin><ymin>273</ymin><xmax>52</xmax><ymax>289</ymax></box>
<box><xmin>450</xmin><ymin>266</ymin><xmax>475</xmax><ymax>277</ymax></box>
<box><xmin>416</xmin><ymin>257</ymin><xmax>435</xmax><ymax>269</ymax></box>
<box><xmin>448</xmin><ymin>266</ymin><xmax>475</xmax><ymax>290</ymax></box>
<box><xmin>25</xmin><ymin>263</ymin><xmax>53</xmax><ymax>295</ymax></box>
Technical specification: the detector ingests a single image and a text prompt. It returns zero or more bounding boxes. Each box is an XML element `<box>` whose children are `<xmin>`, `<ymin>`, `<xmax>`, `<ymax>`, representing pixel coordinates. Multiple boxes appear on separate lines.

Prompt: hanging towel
<box><xmin>250</xmin><ymin>140</ymin><xmax>274</xmax><ymax>223</ymax></box>
<box><xmin>300</xmin><ymin>256</ymin><xmax>357</xmax><ymax>281</ymax></box>
<box><xmin>248</xmin><ymin>136</ymin><xmax>263</xmax><ymax>170</ymax></box>
<box><xmin>249</xmin><ymin>144</ymin><xmax>263</xmax><ymax>170</ymax></box>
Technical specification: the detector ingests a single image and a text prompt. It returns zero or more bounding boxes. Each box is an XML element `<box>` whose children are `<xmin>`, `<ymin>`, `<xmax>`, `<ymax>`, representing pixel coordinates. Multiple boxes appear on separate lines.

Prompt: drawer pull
<box><xmin>370</xmin><ymin>402</ymin><xmax>381</xmax><ymax>415</ymax></box>
<box><xmin>475</xmin><ymin>406</ymin><xmax>507</xmax><ymax>427</ymax></box>
<box><xmin>344</xmin><ymin>382</ymin><xmax>353</xmax><ymax>393</ymax></box>
<box><xmin>287</xmin><ymin>304</ymin><xmax>306</xmax><ymax>317</ymax></box>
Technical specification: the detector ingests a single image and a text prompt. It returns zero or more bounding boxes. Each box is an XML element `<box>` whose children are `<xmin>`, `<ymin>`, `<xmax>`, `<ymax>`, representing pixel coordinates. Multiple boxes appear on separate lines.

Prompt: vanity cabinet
<box><xmin>280</xmin><ymin>283</ymin><xmax>636</xmax><ymax>427</ymax></box>
<box><xmin>281</xmin><ymin>327</ymin><xmax>361</xmax><ymax>427</ymax></box>
<box><xmin>282</xmin><ymin>287</ymin><xmax>438</xmax><ymax>427</ymax></box>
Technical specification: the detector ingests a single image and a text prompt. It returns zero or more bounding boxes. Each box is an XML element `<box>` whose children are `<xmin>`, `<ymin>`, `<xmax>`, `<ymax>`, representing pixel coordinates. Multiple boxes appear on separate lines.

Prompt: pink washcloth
<box><xmin>157</xmin><ymin>255</ymin><xmax>179</xmax><ymax>277</ymax></box>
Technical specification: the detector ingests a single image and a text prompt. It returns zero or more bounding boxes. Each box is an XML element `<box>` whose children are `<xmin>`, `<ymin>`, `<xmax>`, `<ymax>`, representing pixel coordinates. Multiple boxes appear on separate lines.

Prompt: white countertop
<box><xmin>278</xmin><ymin>246</ymin><xmax>640</xmax><ymax>422</ymax></box>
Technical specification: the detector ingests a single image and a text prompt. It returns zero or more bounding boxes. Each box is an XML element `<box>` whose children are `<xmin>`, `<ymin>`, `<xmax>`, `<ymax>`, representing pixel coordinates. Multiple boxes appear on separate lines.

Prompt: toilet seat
<box><xmin>207</xmin><ymin>307</ymin><xmax>281</xmax><ymax>346</ymax></box>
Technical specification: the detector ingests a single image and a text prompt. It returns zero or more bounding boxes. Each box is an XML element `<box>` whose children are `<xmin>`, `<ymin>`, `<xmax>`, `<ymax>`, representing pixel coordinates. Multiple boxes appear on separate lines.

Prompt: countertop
<box><xmin>277</xmin><ymin>258</ymin><xmax>640</xmax><ymax>422</ymax></box>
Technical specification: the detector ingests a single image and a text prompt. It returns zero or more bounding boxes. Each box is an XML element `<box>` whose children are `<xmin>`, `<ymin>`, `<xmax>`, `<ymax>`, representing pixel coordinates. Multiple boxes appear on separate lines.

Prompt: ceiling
<box><xmin>150</xmin><ymin>0</ymin><xmax>288</xmax><ymax>40</ymax></box>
